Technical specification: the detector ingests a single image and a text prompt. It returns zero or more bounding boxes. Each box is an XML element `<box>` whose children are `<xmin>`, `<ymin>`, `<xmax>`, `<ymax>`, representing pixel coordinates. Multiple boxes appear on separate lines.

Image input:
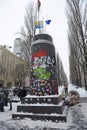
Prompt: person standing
<box><xmin>8</xmin><ymin>89</ymin><xmax>13</xmax><ymax>110</ymax></box>
<box><xmin>61</xmin><ymin>84</ymin><xmax>68</xmax><ymax>100</ymax></box>
<box><xmin>3</xmin><ymin>88</ymin><xmax>9</xmax><ymax>106</ymax></box>
<box><xmin>18</xmin><ymin>87</ymin><xmax>27</xmax><ymax>104</ymax></box>
<box><xmin>0</xmin><ymin>91</ymin><xmax>5</xmax><ymax>112</ymax></box>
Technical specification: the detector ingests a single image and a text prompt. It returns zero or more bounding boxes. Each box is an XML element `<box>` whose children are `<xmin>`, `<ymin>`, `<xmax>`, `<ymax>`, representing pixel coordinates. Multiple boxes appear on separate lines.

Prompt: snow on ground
<box><xmin>0</xmin><ymin>84</ymin><xmax>87</xmax><ymax>130</ymax></box>
<box><xmin>0</xmin><ymin>102</ymin><xmax>71</xmax><ymax>129</ymax></box>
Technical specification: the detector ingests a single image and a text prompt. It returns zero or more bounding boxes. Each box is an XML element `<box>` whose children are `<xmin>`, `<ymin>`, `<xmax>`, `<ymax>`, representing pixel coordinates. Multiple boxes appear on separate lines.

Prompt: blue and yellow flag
<box><xmin>34</xmin><ymin>21</ymin><xmax>43</xmax><ymax>29</ymax></box>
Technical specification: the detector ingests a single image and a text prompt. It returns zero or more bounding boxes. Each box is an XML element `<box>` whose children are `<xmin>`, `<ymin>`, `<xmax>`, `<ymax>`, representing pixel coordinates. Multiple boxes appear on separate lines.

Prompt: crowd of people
<box><xmin>0</xmin><ymin>87</ymin><xmax>27</xmax><ymax>112</ymax></box>
<box><xmin>0</xmin><ymin>88</ymin><xmax>14</xmax><ymax>112</ymax></box>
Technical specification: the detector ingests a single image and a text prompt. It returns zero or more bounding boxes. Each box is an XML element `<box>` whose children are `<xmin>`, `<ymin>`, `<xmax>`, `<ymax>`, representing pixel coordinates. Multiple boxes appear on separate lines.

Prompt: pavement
<box><xmin>67</xmin><ymin>103</ymin><xmax>87</xmax><ymax>130</ymax></box>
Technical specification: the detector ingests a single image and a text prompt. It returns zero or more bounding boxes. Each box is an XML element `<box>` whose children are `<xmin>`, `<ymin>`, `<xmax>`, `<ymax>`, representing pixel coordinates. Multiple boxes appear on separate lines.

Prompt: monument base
<box><xmin>22</xmin><ymin>95</ymin><xmax>62</xmax><ymax>104</ymax></box>
<box><xmin>12</xmin><ymin>106</ymin><xmax>68</xmax><ymax>122</ymax></box>
<box><xmin>12</xmin><ymin>95</ymin><xmax>68</xmax><ymax>122</ymax></box>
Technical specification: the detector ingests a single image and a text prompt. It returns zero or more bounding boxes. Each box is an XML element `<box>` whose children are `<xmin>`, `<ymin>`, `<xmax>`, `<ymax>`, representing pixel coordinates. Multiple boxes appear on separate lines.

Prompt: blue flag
<box><xmin>45</xmin><ymin>20</ymin><xmax>51</xmax><ymax>25</ymax></box>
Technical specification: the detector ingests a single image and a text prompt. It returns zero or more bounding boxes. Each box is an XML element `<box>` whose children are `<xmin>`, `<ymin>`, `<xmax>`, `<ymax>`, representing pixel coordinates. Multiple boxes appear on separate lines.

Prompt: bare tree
<box><xmin>14</xmin><ymin>1</ymin><xmax>40</xmax><ymax>80</ymax></box>
<box><xmin>20</xmin><ymin>2</ymin><xmax>38</xmax><ymax>62</ymax></box>
<box><xmin>56</xmin><ymin>53</ymin><xmax>68</xmax><ymax>85</ymax></box>
<box><xmin>66</xmin><ymin>0</ymin><xmax>87</xmax><ymax>89</ymax></box>
<box><xmin>13</xmin><ymin>63</ymin><xmax>27</xmax><ymax>87</ymax></box>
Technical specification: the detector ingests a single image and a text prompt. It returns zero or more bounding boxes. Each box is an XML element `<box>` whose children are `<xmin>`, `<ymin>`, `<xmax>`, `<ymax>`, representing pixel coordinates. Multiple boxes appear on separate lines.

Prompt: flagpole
<box><xmin>45</xmin><ymin>22</ymin><xmax>47</xmax><ymax>34</ymax></box>
<box><xmin>38</xmin><ymin>10</ymin><xmax>40</xmax><ymax>34</ymax></box>
<box><xmin>37</xmin><ymin>0</ymin><xmax>41</xmax><ymax>34</ymax></box>
<box><xmin>34</xmin><ymin>3</ymin><xmax>38</xmax><ymax>35</ymax></box>
<box><xmin>45</xmin><ymin>14</ymin><xmax>48</xmax><ymax>34</ymax></box>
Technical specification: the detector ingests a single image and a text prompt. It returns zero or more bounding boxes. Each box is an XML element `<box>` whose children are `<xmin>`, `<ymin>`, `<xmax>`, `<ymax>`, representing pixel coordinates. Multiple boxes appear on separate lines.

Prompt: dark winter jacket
<box><xmin>0</xmin><ymin>92</ymin><xmax>5</xmax><ymax>103</ymax></box>
<box><xmin>18</xmin><ymin>88</ymin><xmax>27</xmax><ymax>98</ymax></box>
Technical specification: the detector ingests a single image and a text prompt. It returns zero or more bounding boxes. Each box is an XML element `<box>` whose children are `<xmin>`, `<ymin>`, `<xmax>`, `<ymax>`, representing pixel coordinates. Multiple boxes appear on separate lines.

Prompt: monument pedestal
<box><xmin>12</xmin><ymin>95</ymin><xmax>68</xmax><ymax>122</ymax></box>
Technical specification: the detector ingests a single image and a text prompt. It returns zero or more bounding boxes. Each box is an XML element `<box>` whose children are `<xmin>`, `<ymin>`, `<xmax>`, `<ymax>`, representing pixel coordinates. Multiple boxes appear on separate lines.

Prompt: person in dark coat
<box><xmin>2</xmin><ymin>88</ymin><xmax>9</xmax><ymax>106</ymax></box>
<box><xmin>18</xmin><ymin>87</ymin><xmax>27</xmax><ymax>104</ymax></box>
<box><xmin>0</xmin><ymin>92</ymin><xmax>5</xmax><ymax>112</ymax></box>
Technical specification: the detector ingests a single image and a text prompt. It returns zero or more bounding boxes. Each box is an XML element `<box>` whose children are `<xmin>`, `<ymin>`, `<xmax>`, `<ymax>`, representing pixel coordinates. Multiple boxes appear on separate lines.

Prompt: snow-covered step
<box><xmin>12</xmin><ymin>106</ymin><xmax>68</xmax><ymax>122</ymax></box>
<box><xmin>22</xmin><ymin>95</ymin><xmax>62</xmax><ymax>105</ymax></box>
<box><xmin>16</xmin><ymin>100</ymin><xmax>65</xmax><ymax>114</ymax></box>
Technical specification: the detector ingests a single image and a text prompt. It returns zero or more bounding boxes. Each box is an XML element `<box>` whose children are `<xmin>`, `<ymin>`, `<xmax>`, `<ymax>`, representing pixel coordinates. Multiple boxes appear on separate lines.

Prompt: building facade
<box><xmin>0</xmin><ymin>45</ymin><xmax>28</xmax><ymax>88</ymax></box>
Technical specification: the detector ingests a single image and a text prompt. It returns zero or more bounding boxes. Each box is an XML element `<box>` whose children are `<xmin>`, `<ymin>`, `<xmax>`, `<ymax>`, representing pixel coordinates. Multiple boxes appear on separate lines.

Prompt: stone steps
<box><xmin>12</xmin><ymin>100</ymin><xmax>68</xmax><ymax>122</ymax></box>
<box><xmin>17</xmin><ymin>100</ymin><xmax>65</xmax><ymax>114</ymax></box>
<box><xmin>22</xmin><ymin>95</ymin><xmax>62</xmax><ymax>105</ymax></box>
<box><xmin>12</xmin><ymin>105</ymin><xmax>68</xmax><ymax>122</ymax></box>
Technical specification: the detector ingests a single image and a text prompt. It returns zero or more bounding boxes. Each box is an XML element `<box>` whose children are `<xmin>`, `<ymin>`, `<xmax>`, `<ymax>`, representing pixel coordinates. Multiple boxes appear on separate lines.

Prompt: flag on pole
<box><xmin>45</xmin><ymin>20</ymin><xmax>51</xmax><ymax>25</ymax></box>
<box><xmin>34</xmin><ymin>20</ymin><xmax>43</xmax><ymax>29</ymax></box>
<box><xmin>37</xmin><ymin>0</ymin><xmax>41</xmax><ymax>11</ymax></box>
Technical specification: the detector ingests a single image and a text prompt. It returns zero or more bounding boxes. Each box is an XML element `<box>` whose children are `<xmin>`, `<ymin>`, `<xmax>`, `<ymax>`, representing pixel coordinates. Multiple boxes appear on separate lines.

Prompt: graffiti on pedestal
<box><xmin>31</xmin><ymin>49</ymin><xmax>57</xmax><ymax>96</ymax></box>
<box><xmin>30</xmin><ymin>34</ymin><xmax>58</xmax><ymax>96</ymax></box>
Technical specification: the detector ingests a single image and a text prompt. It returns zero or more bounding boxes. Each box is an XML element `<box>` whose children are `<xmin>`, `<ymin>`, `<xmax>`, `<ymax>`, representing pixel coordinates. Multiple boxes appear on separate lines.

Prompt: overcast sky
<box><xmin>0</xmin><ymin>0</ymin><xmax>69</xmax><ymax>80</ymax></box>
